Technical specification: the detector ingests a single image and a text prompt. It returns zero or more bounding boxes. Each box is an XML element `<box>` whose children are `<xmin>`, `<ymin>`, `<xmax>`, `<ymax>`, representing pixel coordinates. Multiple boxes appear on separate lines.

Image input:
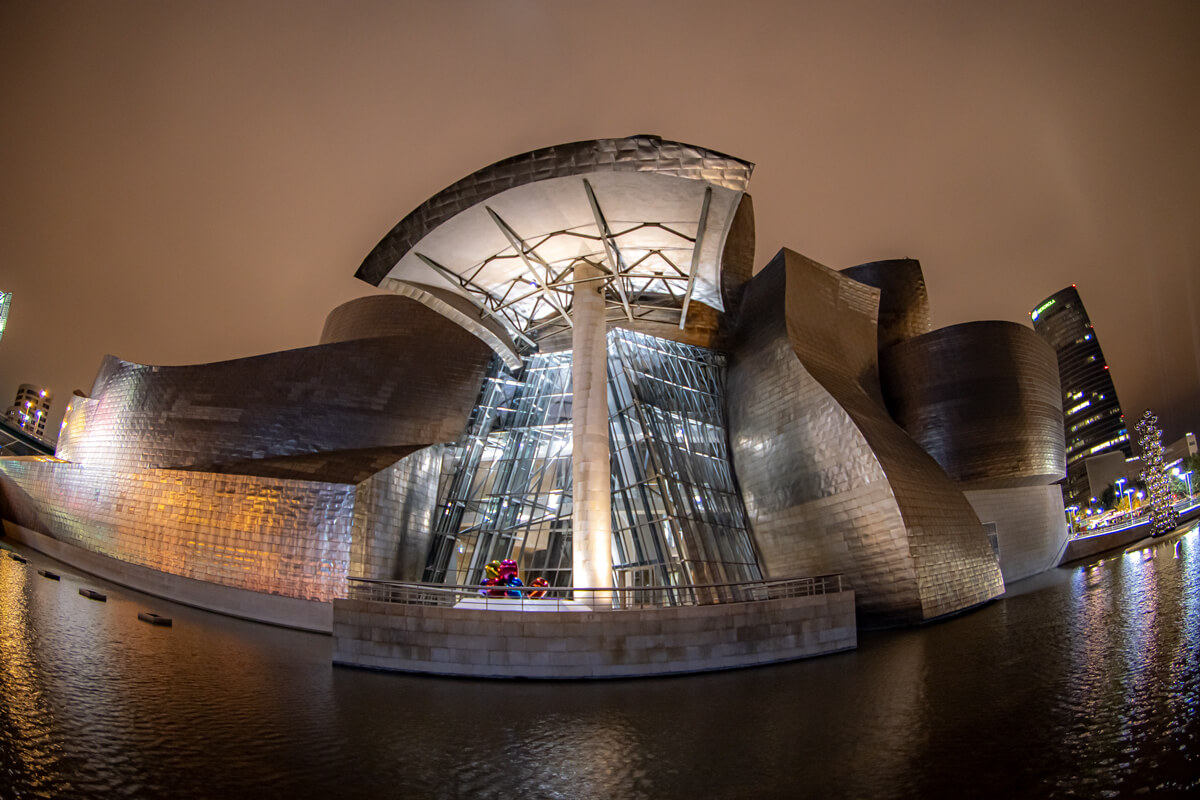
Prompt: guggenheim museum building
<box><xmin>0</xmin><ymin>136</ymin><xmax>1068</xmax><ymax>660</ymax></box>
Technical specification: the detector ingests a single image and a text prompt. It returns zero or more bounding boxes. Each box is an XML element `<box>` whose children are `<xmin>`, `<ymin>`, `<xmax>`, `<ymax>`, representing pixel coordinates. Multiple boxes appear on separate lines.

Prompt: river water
<box><xmin>2</xmin><ymin>528</ymin><xmax>1197</xmax><ymax>800</ymax></box>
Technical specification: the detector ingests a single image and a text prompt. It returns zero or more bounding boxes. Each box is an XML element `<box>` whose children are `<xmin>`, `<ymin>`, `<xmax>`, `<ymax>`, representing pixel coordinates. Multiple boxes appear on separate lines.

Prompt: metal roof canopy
<box><xmin>356</xmin><ymin>136</ymin><xmax>753</xmax><ymax>367</ymax></box>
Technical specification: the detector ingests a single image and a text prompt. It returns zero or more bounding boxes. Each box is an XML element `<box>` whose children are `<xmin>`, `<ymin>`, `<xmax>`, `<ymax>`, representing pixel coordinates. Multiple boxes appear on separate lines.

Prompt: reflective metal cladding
<box><xmin>728</xmin><ymin>249</ymin><xmax>1005</xmax><ymax>626</ymax></box>
<box><xmin>57</xmin><ymin>295</ymin><xmax>491</xmax><ymax>484</ymax></box>
<box><xmin>879</xmin><ymin>321</ymin><xmax>1066</xmax><ymax>488</ymax></box>
<box><xmin>0</xmin><ymin>135</ymin><xmax>1074</xmax><ymax>630</ymax></box>
<box><xmin>840</xmin><ymin>258</ymin><xmax>932</xmax><ymax>351</ymax></box>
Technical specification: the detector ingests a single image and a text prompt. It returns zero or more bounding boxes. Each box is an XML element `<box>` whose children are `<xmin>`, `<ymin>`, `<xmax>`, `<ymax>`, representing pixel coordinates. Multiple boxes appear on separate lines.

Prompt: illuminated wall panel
<box><xmin>0</xmin><ymin>459</ymin><xmax>355</xmax><ymax>601</ymax></box>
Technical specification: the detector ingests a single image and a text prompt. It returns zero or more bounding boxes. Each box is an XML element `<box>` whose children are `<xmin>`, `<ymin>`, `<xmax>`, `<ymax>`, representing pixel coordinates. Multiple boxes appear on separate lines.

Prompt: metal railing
<box><xmin>1071</xmin><ymin>496</ymin><xmax>1200</xmax><ymax>539</ymax></box>
<box><xmin>346</xmin><ymin>573</ymin><xmax>846</xmax><ymax>611</ymax></box>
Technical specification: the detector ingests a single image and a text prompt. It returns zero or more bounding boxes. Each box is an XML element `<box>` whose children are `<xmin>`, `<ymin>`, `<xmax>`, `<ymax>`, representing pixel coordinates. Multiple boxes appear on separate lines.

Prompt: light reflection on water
<box><xmin>2</xmin><ymin>529</ymin><xmax>1198</xmax><ymax>799</ymax></box>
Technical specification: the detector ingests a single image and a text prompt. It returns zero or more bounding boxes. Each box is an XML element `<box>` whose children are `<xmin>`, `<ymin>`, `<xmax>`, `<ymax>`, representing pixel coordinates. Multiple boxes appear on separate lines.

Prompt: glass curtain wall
<box><xmin>423</xmin><ymin>354</ymin><xmax>575</xmax><ymax>586</ymax></box>
<box><xmin>425</xmin><ymin>330</ymin><xmax>762</xmax><ymax>597</ymax></box>
<box><xmin>607</xmin><ymin>329</ymin><xmax>762</xmax><ymax>597</ymax></box>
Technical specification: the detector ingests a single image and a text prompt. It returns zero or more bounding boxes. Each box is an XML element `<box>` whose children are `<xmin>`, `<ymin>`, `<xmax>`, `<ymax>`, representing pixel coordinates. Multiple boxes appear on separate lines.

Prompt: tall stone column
<box><xmin>571</xmin><ymin>262</ymin><xmax>614</xmax><ymax>590</ymax></box>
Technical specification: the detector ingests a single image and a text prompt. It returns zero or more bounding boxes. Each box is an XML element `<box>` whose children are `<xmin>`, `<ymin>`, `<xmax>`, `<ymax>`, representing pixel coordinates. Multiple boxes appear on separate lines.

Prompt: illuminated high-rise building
<box><xmin>0</xmin><ymin>291</ymin><xmax>11</xmax><ymax>343</ymax></box>
<box><xmin>1030</xmin><ymin>285</ymin><xmax>1131</xmax><ymax>508</ymax></box>
<box><xmin>6</xmin><ymin>383</ymin><xmax>53</xmax><ymax>438</ymax></box>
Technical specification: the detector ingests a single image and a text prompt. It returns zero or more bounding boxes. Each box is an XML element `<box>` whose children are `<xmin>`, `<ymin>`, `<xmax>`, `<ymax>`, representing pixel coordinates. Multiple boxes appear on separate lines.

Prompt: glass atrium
<box><xmin>423</xmin><ymin>329</ymin><xmax>762</xmax><ymax>599</ymax></box>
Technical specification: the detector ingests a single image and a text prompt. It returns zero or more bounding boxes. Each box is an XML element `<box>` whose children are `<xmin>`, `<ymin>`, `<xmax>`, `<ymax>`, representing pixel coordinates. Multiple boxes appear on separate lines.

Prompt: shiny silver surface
<box><xmin>840</xmin><ymin>258</ymin><xmax>932</xmax><ymax>351</ymax></box>
<box><xmin>56</xmin><ymin>295</ymin><xmax>491</xmax><ymax>485</ymax></box>
<box><xmin>357</xmin><ymin>135</ymin><xmax>752</xmax><ymax>283</ymax></box>
<box><xmin>351</xmin><ymin>445</ymin><xmax>444</xmax><ymax>582</ymax></box>
<box><xmin>0</xmin><ymin>293</ymin><xmax>492</xmax><ymax>605</ymax></box>
<box><xmin>879</xmin><ymin>320</ymin><xmax>1066</xmax><ymax>488</ymax></box>
<box><xmin>0</xmin><ymin>443</ymin><xmax>448</xmax><ymax>604</ymax></box>
<box><xmin>356</xmin><ymin>136</ymin><xmax>754</xmax><ymax>352</ymax></box>
<box><xmin>728</xmin><ymin>249</ymin><xmax>1004</xmax><ymax>626</ymax></box>
<box><xmin>0</xmin><ymin>458</ymin><xmax>356</xmax><ymax>601</ymax></box>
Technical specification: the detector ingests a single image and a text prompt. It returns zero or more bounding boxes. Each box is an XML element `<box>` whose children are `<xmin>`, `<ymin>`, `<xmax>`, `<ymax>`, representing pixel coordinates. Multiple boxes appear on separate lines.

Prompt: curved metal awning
<box><xmin>356</xmin><ymin>136</ymin><xmax>753</xmax><ymax>366</ymax></box>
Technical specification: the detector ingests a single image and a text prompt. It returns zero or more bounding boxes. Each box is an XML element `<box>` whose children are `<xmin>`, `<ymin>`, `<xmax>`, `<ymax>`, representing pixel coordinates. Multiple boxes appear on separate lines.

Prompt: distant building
<box><xmin>0</xmin><ymin>291</ymin><xmax>10</xmax><ymax>343</ymax></box>
<box><xmin>1030</xmin><ymin>285</ymin><xmax>1131</xmax><ymax>508</ymax></box>
<box><xmin>5</xmin><ymin>383</ymin><xmax>52</xmax><ymax>438</ymax></box>
<box><xmin>1165</xmin><ymin>432</ymin><xmax>1197</xmax><ymax>466</ymax></box>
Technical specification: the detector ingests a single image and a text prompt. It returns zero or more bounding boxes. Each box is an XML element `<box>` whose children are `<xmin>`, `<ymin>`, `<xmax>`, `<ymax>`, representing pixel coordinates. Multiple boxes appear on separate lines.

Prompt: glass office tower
<box><xmin>1030</xmin><ymin>285</ymin><xmax>1131</xmax><ymax>508</ymax></box>
<box><xmin>0</xmin><ymin>291</ymin><xmax>10</xmax><ymax>343</ymax></box>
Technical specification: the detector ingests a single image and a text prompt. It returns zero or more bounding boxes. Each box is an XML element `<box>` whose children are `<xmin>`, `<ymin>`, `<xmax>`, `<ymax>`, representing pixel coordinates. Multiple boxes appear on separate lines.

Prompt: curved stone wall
<box><xmin>57</xmin><ymin>296</ymin><xmax>491</xmax><ymax>484</ymax></box>
<box><xmin>879</xmin><ymin>321</ymin><xmax>1065</xmax><ymax>489</ymax></box>
<box><xmin>728</xmin><ymin>249</ymin><xmax>1004</xmax><ymax>626</ymax></box>
<box><xmin>840</xmin><ymin>258</ymin><xmax>932</xmax><ymax>352</ymax></box>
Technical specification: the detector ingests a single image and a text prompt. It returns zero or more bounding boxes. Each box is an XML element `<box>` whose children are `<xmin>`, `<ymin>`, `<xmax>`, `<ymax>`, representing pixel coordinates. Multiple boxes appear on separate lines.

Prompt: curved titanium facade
<box><xmin>0</xmin><ymin>294</ymin><xmax>488</xmax><ymax>609</ymax></box>
<box><xmin>840</xmin><ymin>258</ymin><xmax>932</xmax><ymax>352</ymax></box>
<box><xmin>1030</xmin><ymin>286</ymin><xmax>1131</xmax><ymax>508</ymax></box>
<box><xmin>719</xmin><ymin>193</ymin><xmax>756</xmax><ymax>324</ymax></box>
<box><xmin>0</xmin><ymin>136</ymin><xmax>1078</xmax><ymax>642</ymax></box>
<box><xmin>727</xmin><ymin>249</ymin><xmax>1004</xmax><ymax>626</ymax></box>
<box><xmin>58</xmin><ymin>296</ymin><xmax>491</xmax><ymax>484</ymax></box>
<box><xmin>879</xmin><ymin>321</ymin><xmax>1065</xmax><ymax>488</ymax></box>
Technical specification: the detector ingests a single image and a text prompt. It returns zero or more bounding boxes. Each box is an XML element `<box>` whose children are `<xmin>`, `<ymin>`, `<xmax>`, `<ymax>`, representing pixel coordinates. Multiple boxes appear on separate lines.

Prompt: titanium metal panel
<box><xmin>840</xmin><ymin>258</ymin><xmax>932</xmax><ymax>351</ymax></box>
<box><xmin>0</xmin><ymin>459</ymin><xmax>356</xmax><ymax>602</ymax></box>
<box><xmin>879</xmin><ymin>321</ymin><xmax>1065</xmax><ymax>488</ymax></box>
<box><xmin>728</xmin><ymin>249</ymin><xmax>1004</xmax><ymax>626</ymax></box>
<box><xmin>56</xmin><ymin>296</ymin><xmax>491</xmax><ymax>484</ymax></box>
<box><xmin>0</xmin><ymin>445</ymin><xmax>447</xmax><ymax>601</ymax></box>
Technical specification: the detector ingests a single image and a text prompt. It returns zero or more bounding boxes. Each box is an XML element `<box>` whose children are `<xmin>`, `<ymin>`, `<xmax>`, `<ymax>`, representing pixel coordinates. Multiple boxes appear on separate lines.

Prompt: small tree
<box><xmin>1100</xmin><ymin>478</ymin><xmax>1145</xmax><ymax>511</ymax></box>
<box><xmin>1136</xmin><ymin>409</ymin><xmax>1178</xmax><ymax>536</ymax></box>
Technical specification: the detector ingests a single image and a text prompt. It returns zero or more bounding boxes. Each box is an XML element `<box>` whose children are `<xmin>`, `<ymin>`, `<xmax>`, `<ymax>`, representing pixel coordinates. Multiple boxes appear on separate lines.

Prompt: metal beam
<box><xmin>413</xmin><ymin>252</ymin><xmax>537</xmax><ymax>348</ymax></box>
<box><xmin>582</xmin><ymin>179</ymin><xmax>633</xmax><ymax>321</ymax></box>
<box><xmin>678</xmin><ymin>187</ymin><xmax>712</xmax><ymax>330</ymax></box>
<box><xmin>485</xmin><ymin>207</ymin><xmax>573</xmax><ymax>328</ymax></box>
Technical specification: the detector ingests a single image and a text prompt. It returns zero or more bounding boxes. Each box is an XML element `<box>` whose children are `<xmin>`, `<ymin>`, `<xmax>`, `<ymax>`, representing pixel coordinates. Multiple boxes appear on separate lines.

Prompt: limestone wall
<box><xmin>332</xmin><ymin>590</ymin><xmax>856</xmax><ymax>679</ymax></box>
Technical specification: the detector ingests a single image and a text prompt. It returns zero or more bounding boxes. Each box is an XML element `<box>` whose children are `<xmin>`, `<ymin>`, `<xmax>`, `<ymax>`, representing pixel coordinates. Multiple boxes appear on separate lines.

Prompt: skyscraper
<box><xmin>1030</xmin><ymin>285</ymin><xmax>1131</xmax><ymax>508</ymax></box>
<box><xmin>0</xmin><ymin>291</ymin><xmax>10</xmax><ymax>343</ymax></box>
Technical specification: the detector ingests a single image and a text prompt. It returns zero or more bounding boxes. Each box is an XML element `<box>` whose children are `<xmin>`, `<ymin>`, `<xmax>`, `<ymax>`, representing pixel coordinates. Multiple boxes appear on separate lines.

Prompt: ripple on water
<box><xmin>1</xmin><ymin>531</ymin><xmax>1199</xmax><ymax>799</ymax></box>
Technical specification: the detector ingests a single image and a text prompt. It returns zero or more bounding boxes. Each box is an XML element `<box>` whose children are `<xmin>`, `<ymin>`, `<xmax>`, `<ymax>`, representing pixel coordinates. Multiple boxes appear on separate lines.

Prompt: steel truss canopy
<box><xmin>356</xmin><ymin>136</ymin><xmax>753</xmax><ymax>367</ymax></box>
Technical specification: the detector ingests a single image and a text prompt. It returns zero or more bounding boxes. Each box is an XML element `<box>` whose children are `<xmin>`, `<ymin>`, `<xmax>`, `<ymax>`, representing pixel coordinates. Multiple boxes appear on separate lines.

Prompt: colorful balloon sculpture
<box><xmin>478</xmin><ymin>559</ymin><xmax>547</xmax><ymax>598</ymax></box>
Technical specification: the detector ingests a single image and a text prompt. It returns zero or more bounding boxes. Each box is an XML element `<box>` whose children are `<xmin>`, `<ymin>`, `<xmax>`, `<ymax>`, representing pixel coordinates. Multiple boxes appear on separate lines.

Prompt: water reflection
<box><xmin>2</xmin><ymin>529</ymin><xmax>1198</xmax><ymax>799</ymax></box>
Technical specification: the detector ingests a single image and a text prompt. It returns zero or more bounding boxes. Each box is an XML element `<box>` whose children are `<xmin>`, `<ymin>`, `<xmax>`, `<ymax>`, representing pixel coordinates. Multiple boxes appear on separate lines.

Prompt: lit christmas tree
<box><xmin>1136</xmin><ymin>409</ymin><xmax>1178</xmax><ymax>537</ymax></box>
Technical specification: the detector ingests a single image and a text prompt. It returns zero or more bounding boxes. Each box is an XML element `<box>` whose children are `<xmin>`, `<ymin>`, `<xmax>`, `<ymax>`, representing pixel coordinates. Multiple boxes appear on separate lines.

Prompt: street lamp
<box><xmin>1123</xmin><ymin>488</ymin><xmax>1135</xmax><ymax>519</ymax></box>
<box><xmin>1172</xmin><ymin>467</ymin><xmax>1194</xmax><ymax>500</ymax></box>
<box><xmin>1114</xmin><ymin>478</ymin><xmax>1126</xmax><ymax>513</ymax></box>
<box><xmin>1065</xmin><ymin>505</ymin><xmax>1079</xmax><ymax>534</ymax></box>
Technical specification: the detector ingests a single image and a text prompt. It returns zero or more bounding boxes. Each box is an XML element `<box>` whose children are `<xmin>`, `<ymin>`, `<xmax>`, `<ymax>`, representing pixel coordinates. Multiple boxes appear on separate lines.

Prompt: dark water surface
<box><xmin>2</xmin><ymin>529</ymin><xmax>1198</xmax><ymax>800</ymax></box>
